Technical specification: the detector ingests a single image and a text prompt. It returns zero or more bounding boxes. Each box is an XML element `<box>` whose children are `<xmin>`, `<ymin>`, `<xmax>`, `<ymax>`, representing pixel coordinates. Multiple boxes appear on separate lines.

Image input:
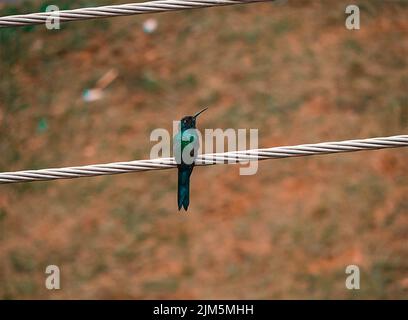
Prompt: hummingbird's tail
<box><xmin>178</xmin><ymin>166</ymin><xmax>193</xmax><ymax>211</ymax></box>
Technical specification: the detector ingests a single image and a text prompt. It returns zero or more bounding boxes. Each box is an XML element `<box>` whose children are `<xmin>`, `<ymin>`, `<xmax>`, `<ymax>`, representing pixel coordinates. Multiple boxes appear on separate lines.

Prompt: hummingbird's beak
<box><xmin>193</xmin><ymin>107</ymin><xmax>208</xmax><ymax>119</ymax></box>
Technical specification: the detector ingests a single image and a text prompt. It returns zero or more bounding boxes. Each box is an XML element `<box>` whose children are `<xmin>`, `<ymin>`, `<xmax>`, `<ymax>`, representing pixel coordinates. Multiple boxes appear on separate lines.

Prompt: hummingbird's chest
<box><xmin>175</xmin><ymin>129</ymin><xmax>199</xmax><ymax>147</ymax></box>
<box><xmin>173</xmin><ymin>128</ymin><xmax>200</xmax><ymax>165</ymax></box>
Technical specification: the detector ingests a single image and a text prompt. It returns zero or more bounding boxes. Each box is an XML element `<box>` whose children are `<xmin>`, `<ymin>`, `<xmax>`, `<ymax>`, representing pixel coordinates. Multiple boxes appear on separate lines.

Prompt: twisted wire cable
<box><xmin>0</xmin><ymin>135</ymin><xmax>407</xmax><ymax>184</ymax></box>
<box><xmin>0</xmin><ymin>0</ymin><xmax>271</xmax><ymax>28</ymax></box>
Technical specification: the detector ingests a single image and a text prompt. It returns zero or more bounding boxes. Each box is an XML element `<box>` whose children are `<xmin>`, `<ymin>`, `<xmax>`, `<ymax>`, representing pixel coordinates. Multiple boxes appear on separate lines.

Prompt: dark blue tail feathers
<box><xmin>178</xmin><ymin>167</ymin><xmax>192</xmax><ymax>211</ymax></box>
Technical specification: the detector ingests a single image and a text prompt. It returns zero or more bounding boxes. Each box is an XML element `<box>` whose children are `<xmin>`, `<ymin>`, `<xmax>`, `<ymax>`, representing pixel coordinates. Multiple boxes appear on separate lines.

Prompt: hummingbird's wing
<box><xmin>173</xmin><ymin>129</ymin><xmax>199</xmax><ymax>165</ymax></box>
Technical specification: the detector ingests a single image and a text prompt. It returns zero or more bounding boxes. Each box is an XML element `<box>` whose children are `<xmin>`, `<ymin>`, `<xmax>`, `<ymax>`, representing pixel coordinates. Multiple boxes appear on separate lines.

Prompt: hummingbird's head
<box><xmin>180</xmin><ymin>107</ymin><xmax>207</xmax><ymax>130</ymax></box>
<box><xmin>180</xmin><ymin>115</ymin><xmax>195</xmax><ymax>130</ymax></box>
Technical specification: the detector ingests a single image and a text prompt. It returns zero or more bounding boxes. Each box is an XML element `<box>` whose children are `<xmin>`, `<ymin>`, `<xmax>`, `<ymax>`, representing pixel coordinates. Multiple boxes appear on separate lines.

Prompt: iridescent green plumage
<box><xmin>173</xmin><ymin>108</ymin><xmax>207</xmax><ymax>211</ymax></box>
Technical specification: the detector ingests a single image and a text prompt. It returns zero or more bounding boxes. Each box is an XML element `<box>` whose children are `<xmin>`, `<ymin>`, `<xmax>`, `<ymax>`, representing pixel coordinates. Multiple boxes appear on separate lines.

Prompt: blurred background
<box><xmin>0</xmin><ymin>0</ymin><xmax>407</xmax><ymax>299</ymax></box>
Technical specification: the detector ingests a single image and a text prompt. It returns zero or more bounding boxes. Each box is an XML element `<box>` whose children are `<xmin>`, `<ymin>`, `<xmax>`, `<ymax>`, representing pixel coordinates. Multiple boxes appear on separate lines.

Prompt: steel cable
<box><xmin>0</xmin><ymin>135</ymin><xmax>407</xmax><ymax>184</ymax></box>
<box><xmin>0</xmin><ymin>0</ymin><xmax>271</xmax><ymax>28</ymax></box>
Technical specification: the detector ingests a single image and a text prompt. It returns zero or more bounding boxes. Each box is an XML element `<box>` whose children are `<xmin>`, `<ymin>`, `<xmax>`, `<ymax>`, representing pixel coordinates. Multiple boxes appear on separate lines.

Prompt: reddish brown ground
<box><xmin>0</xmin><ymin>0</ymin><xmax>407</xmax><ymax>299</ymax></box>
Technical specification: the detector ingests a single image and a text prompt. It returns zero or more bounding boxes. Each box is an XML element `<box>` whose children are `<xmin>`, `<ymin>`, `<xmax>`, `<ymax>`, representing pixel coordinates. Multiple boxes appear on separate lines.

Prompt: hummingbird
<box><xmin>173</xmin><ymin>107</ymin><xmax>208</xmax><ymax>211</ymax></box>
